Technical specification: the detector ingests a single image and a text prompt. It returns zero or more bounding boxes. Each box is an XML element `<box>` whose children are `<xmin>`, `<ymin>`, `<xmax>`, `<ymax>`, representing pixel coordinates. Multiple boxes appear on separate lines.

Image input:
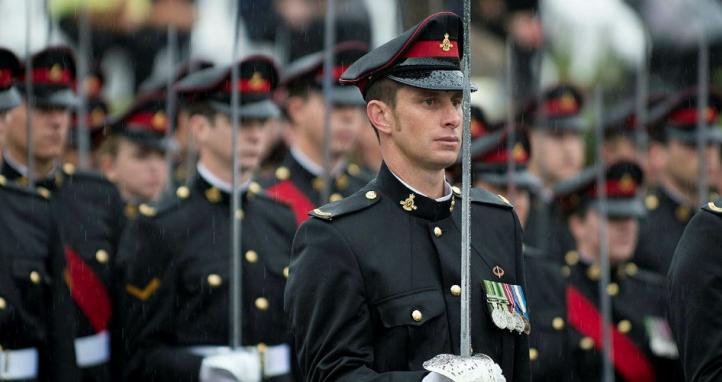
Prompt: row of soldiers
<box><xmin>0</xmin><ymin>10</ymin><xmax>716</xmax><ymax>381</ymax></box>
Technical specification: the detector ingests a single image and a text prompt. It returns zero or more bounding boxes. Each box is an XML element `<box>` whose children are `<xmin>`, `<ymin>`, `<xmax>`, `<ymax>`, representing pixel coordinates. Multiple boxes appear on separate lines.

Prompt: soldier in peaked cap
<box><xmin>2</xmin><ymin>46</ymin><xmax>125</xmax><ymax>382</ymax></box>
<box><xmin>601</xmin><ymin>94</ymin><xmax>668</xmax><ymax>165</ymax></box>
<box><xmin>557</xmin><ymin>161</ymin><xmax>682</xmax><ymax>381</ymax></box>
<box><xmin>668</xmin><ymin>198</ymin><xmax>722</xmax><ymax>381</ymax></box>
<box><xmin>635</xmin><ymin>88</ymin><xmax>722</xmax><ymax>277</ymax></box>
<box><xmin>467</xmin><ymin>114</ymin><xmax>574</xmax><ymax>381</ymax></box>
<box><xmin>262</xmin><ymin>41</ymin><xmax>372</xmax><ymax>225</ymax></box>
<box><xmin>521</xmin><ymin>84</ymin><xmax>587</xmax><ymax>258</ymax></box>
<box><xmin>0</xmin><ymin>48</ymin><xmax>22</xmax><ymax>154</ymax></box>
<box><xmin>285</xmin><ymin>12</ymin><xmax>530</xmax><ymax>381</ymax></box>
<box><xmin>63</xmin><ymin>67</ymin><xmax>109</xmax><ymax>168</ymax></box>
<box><xmin>118</xmin><ymin>56</ymin><xmax>298</xmax><ymax>381</ymax></box>
<box><xmin>97</xmin><ymin>95</ymin><xmax>171</xmax><ymax>213</ymax></box>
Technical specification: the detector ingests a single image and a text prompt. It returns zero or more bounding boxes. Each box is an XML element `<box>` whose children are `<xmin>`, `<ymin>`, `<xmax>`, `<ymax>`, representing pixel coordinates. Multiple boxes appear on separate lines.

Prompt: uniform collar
<box><xmin>195</xmin><ymin>163</ymin><xmax>256</xmax><ymax>204</ymax></box>
<box><xmin>1</xmin><ymin>152</ymin><xmax>59</xmax><ymax>190</ymax></box>
<box><xmin>375</xmin><ymin>162</ymin><xmax>454</xmax><ymax>221</ymax></box>
<box><xmin>290</xmin><ymin>146</ymin><xmax>345</xmax><ymax>177</ymax></box>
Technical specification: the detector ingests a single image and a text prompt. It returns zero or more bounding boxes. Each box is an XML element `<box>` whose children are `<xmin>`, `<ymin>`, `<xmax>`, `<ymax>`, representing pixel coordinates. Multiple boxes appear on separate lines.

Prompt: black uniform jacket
<box><xmin>118</xmin><ymin>174</ymin><xmax>297</xmax><ymax>381</ymax></box>
<box><xmin>0</xmin><ymin>179</ymin><xmax>80</xmax><ymax>381</ymax></box>
<box><xmin>285</xmin><ymin>163</ymin><xmax>530</xmax><ymax>381</ymax></box>
<box><xmin>668</xmin><ymin>199</ymin><xmax>722</xmax><ymax>382</ymax></box>
<box><xmin>566</xmin><ymin>259</ymin><xmax>682</xmax><ymax>381</ymax></box>
<box><xmin>2</xmin><ymin>160</ymin><xmax>125</xmax><ymax>382</ymax></box>
<box><xmin>262</xmin><ymin>151</ymin><xmax>370</xmax><ymax>225</ymax></box>
<box><xmin>523</xmin><ymin>247</ymin><xmax>575</xmax><ymax>382</ymax></box>
<box><xmin>635</xmin><ymin>187</ymin><xmax>695</xmax><ymax>276</ymax></box>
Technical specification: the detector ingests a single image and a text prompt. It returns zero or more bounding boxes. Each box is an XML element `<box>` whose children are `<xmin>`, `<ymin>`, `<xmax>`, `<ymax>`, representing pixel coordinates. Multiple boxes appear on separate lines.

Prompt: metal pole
<box><xmin>229</xmin><ymin>2</ymin><xmax>243</xmax><ymax>350</ymax></box>
<box><xmin>164</xmin><ymin>24</ymin><xmax>178</xmax><ymax>190</ymax></box>
<box><xmin>505</xmin><ymin>39</ymin><xmax>516</xmax><ymax>196</ymax></box>
<box><xmin>76</xmin><ymin>0</ymin><xmax>91</xmax><ymax>170</ymax></box>
<box><xmin>460</xmin><ymin>0</ymin><xmax>473</xmax><ymax>358</ymax></box>
<box><xmin>593</xmin><ymin>86</ymin><xmax>614</xmax><ymax>382</ymax></box>
<box><xmin>25</xmin><ymin>0</ymin><xmax>35</xmax><ymax>188</ymax></box>
<box><xmin>696</xmin><ymin>34</ymin><xmax>709</xmax><ymax>205</ymax></box>
<box><xmin>320</xmin><ymin>0</ymin><xmax>336</xmax><ymax>205</ymax></box>
<box><xmin>634</xmin><ymin>34</ymin><xmax>649</xmax><ymax>165</ymax></box>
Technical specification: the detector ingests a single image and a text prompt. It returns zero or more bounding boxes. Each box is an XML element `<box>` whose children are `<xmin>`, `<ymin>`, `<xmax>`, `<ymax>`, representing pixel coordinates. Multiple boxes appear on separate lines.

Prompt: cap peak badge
<box><xmin>440</xmin><ymin>33</ymin><xmax>453</xmax><ymax>52</ymax></box>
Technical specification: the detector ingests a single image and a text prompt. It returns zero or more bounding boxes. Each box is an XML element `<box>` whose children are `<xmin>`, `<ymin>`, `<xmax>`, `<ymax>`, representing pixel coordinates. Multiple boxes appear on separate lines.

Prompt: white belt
<box><xmin>0</xmin><ymin>347</ymin><xmax>38</xmax><ymax>380</ymax></box>
<box><xmin>187</xmin><ymin>343</ymin><xmax>291</xmax><ymax>377</ymax></box>
<box><xmin>74</xmin><ymin>331</ymin><xmax>110</xmax><ymax>368</ymax></box>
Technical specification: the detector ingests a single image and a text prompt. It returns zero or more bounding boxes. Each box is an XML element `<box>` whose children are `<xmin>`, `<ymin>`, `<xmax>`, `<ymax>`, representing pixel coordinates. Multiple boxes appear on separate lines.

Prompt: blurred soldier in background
<box><xmin>635</xmin><ymin>89</ymin><xmax>722</xmax><ymax>276</ymax></box>
<box><xmin>97</xmin><ymin>95</ymin><xmax>171</xmax><ymax>216</ymax></box>
<box><xmin>467</xmin><ymin>108</ymin><xmax>573</xmax><ymax>381</ymax></box>
<box><xmin>557</xmin><ymin>160</ymin><xmax>682</xmax><ymax>381</ymax></box>
<box><xmin>2</xmin><ymin>46</ymin><xmax>124</xmax><ymax>382</ymax></box>
<box><xmin>262</xmin><ymin>41</ymin><xmax>371</xmax><ymax>225</ymax></box>
<box><xmin>119</xmin><ymin>56</ymin><xmax>298</xmax><ymax>381</ymax></box>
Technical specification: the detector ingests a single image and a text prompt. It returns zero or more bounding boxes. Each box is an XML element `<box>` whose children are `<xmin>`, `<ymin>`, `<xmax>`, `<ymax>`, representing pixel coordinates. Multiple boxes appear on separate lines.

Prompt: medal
<box><xmin>483</xmin><ymin>280</ymin><xmax>507</xmax><ymax>330</ymax></box>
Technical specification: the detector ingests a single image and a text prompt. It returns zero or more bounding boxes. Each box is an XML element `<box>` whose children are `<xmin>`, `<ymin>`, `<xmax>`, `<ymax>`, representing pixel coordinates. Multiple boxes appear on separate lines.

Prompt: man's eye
<box><xmin>424</xmin><ymin>98</ymin><xmax>435</xmax><ymax>106</ymax></box>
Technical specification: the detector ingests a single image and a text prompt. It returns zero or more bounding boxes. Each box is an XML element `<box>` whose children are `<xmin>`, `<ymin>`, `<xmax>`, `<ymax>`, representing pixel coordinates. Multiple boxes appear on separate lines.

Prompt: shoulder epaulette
<box><xmin>468</xmin><ymin>187</ymin><xmax>513</xmax><ymax>209</ymax></box>
<box><xmin>703</xmin><ymin>198</ymin><xmax>722</xmax><ymax>215</ymax></box>
<box><xmin>0</xmin><ymin>174</ymin><xmax>47</xmax><ymax>199</ymax></box>
<box><xmin>309</xmin><ymin>188</ymin><xmax>380</xmax><ymax>221</ymax></box>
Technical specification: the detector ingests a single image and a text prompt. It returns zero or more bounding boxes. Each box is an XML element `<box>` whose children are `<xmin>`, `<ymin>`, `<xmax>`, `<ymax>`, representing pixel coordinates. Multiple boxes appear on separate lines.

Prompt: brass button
<box><xmin>607</xmin><ymin>283</ymin><xmax>620</xmax><ymax>296</ymax></box>
<box><xmin>207</xmin><ymin>274</ymin><xmax>222</xmax><ymax>287</ymax></box>
<box><xmin>561</xmin><ymin>265</ymin><xmax>571</xmax><ymax>278</ymax></box>
<box><xmin>580</xmin><ymin>336</ymin><xmax>595</xmax><ymax>350</ymax></box>
<box><xmin>452</xmin><ymin>186</ymin><xmax>461</xmax><ymax>195</ymax></box>
<box><xmin>95</xmin><ymin>249</ymin><xmax>109</xmax><ymax>264</ymax></box>
<box><xmin>176</xmin><ymin>186</ymin><xmax>190</xmax><ymax>199</ymax></box>
<box><xmin>624</xmin><ymin>262</ymin><xmax>638</xmax><ymax>276</ymax></box>
<box><xmin>30</xmin><ymin>271</ymin><xmax>41</xmax><ymax>284</ymax></box>
<box><xmin>205</xmin><ymin>187</ymin><xmax>222</xmax><ymax>203</ymax></box>
<box><xmin>347</xmin><ymin>163</ymin><xmax>361</xmax><ymax>176</ymax></box>
<box><xmin>330</xmin><ymin>193</ymin><xmax>343</xmax><ymax>202</ymax></box>
<box><xmin>255</xmin><ymin>297</ymin><xmax>269</xmax><ymax>311</ymax></box>
<box><xmin>245</xmin><ymin>250</ymin><xmax>258</xmax><ymax>263</ymax></box>
<box><xmin>37</xmin><ymin>187</ymin><xmax>51</xmax><ymax>199</ymax></box>
<box><xmin>645</xmin><ymin>195</ymin><xmax>659</xmax><ymax>210</ymax></box>
<box><xmin>0</xmin><ymin>174</ymin><xmax>5</xmax><ymax>186</ymax></box>
<box><xmin>248</xmin><ymin>182</ymin><xmax>262</xmax><ymax>195</ymax></box>
<box><xmin>0</xmin><ymin>297</ymin><xmax>6</xmax><ymax>309</ymax></box>
<box><xmin>335</xmin><ymin>175</ymin><xmax>349</xmax><ymax>190</ymax></box>
<box><xmin>275</xmin><ymin>166</ymin><xmax>290</xmax><ymax>180</ymax></box>
<box><xmin>433</xmin><ymin>227</ymin><xmax>443</xmax><ymax>237</ymax></box>
<box><xmin>283</xmin><ymin>266</ymin><xmax>289</xmax><ymax>279</ymax></box>
<box><xmin>529</xmin><ymin>347</ymin><xmax>538</xmax><ymax>361</ymax></box>
<box><xmin>63</xmin><ymin>162</ymin><xmax>76</xmax><ymax>175</ymax></box>
<box><xmin>365</xmin><ymin>190</ymin><xmax>377</xmax><ymax>200</ymax></box>
<box><xmin>139</xmin><ymin>203</ymin><xmax>157</xmax><ymax>217</ymax></box>
<box><xmin>450</xmin><ymin>285</ymin><xmax>461</xmax><ymax>296</ymax></box>
<box><xmin>257</xmin><ymin>342</ymin><xmax>267</xmax><ymax>353</ymax></box>
<box><xmin>411</xmin><ymin>309</ymin><xmax>423</xmax><ymax>322</ymax></box>
<box><xmin>234</xmin><ymin>209</ymin><xmax>244</xmax><ymax>220</ymax></box>
<box><xmin>617</xmin><ymin>320</ymin><xmax>632</xmax><ymax>333</ymax></box>
<box><xmin>676</xmin><ymin>206</ymin><xmax>691</xmax><ymax>222</ymax></box>
<box><xmin>586</xmin><ymin>264</ymin><xmax>600</xmax><ymax>281</ymax></box>
<box><xmin>552</xmin><ymin>317</ymin><xmax>565</xmax><ymax>331</ymax></box>
<box><xmin>565</xmin><ymin>250</ymin><xmax>579</xmax><ymax>266</ymax></box>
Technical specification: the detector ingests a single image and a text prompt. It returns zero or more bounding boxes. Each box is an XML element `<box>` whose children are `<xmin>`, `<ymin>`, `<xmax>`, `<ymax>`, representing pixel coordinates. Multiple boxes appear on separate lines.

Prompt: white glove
<box><xmin>423</xmin><ymin>353</ymin><xmax>506</xmax><ymax>382</ymax></box>
<box><xmin>422</xmin><ymin>372</ymin><xmax>454</xmax><ymax>382</ymax></box>
<box><xmin>199</xmin><ymin>349</ymin><xmax>262</xmax><ymax>382</ymax></box>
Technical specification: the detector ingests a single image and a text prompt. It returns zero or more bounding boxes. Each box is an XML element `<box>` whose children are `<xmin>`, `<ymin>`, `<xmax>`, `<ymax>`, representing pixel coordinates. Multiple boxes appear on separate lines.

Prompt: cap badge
<box><xmin>619</xmin><ymin>173</ymin><xmax>634</xmax><ymax>192</ymax></box>
<box><xmin>249</xmin><ymin>72</ymin><xmax>264</xmax><ymax>90</ymax></box>
<box><xmin>559</xmin><ymin>92</ymin><xmax>576</xmax><ymax>112</ymax></box>
<box><xmin>440</xmin><ymin>33</ymin><xmax>453</xmax><ymax>52</ymax></box>
<box><xmin>400</xmin><ymin>193</ymin><xmax>418</xmax><ymax>212</ymax></box>
<box><xmin>152</xmin><ymin>111</ymin><xmax>166</xmax><ymax>131</ymax></box>
<box><xmin>49</xmin><ymin>64</ymin><xmax>63</xmax><ymax>82</ymax></box>
<box><xmin>512</xmin><ymin>143</ymin><xmax>526</xmax><ymax>162</ymax></box>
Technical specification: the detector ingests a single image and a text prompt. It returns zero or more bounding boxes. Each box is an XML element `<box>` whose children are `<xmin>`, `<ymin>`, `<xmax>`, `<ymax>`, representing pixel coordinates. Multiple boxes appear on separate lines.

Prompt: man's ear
<box><xmin>367</xmin><ymin>100</ymin><xmax>392</xmax><ymax>135</ymax></box>
<box><xmin>98</xmin><ymin>153</ymin><xmax>116</xmax><ymax>181</ymax></box>
<box><xmin>285</xmin><ymin>96</ymin><xmax>306</xmax><ymax>127</ymax></box>
<box><xmin>189</xmin><ymin>114</ymin><xmax>210</xmax><ymax>144</ymax></box>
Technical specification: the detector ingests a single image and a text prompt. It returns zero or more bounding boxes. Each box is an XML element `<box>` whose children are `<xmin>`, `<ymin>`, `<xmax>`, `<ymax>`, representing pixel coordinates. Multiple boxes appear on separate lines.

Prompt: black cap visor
<box><xmin>387</xmin><ymin>69</ymin><xmax>478</xmax><ymax>93</ymax></box>
<box><xmin>589</xmin><ymin>198</ymin><xmax>646</xmax><ymax>219</ymax></box>
<box><xmin>209</xmin><ymin>99</ymin><xmax>280</xmax><ymax>120</ymax></box>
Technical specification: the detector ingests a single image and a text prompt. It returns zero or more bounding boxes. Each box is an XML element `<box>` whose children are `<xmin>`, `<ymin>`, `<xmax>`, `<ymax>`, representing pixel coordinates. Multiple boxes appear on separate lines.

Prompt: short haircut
<box><xmin>184</xmin><ymin>101</ymin><xmax>217</xmax><ymax>121</ymax></box>
<box><xmin>364</xmin><ymin>78</ymin><xmax>400</xmax><ymax>108</ymax></box>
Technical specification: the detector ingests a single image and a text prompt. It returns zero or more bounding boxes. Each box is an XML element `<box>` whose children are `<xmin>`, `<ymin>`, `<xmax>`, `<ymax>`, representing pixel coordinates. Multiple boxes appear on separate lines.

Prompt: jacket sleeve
<box><xmin>285</xmin><ymin>218</ymin><xmax>428</xmax><ymax>382</ymax></box>
<box><xmin>668</xmin><ymin>209</ymin><xmax>722</xmax><ymax>382</ymax></box>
